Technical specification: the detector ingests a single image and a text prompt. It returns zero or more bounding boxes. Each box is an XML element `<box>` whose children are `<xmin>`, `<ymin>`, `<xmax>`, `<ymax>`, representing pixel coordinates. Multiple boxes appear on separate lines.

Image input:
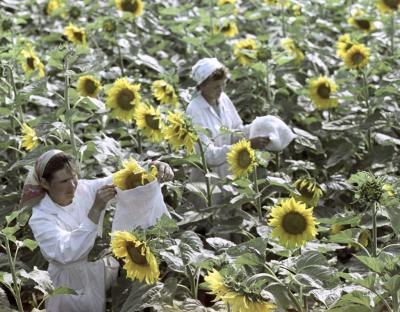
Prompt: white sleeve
<box><xmin>29</xmin><ymin>214</ymin><xmax>98</xmax><ymax>264</ymax></box>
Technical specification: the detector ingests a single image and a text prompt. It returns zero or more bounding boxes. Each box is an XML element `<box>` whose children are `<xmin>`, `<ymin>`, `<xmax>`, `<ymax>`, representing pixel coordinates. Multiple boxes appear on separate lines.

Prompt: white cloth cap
<box><xmin>191</xmin><ymin>58</ymin><xmax>224</xmax><ymax>85</ymax></box>
<box><xmin>250</xmin><ymin>115</ymin><xmax>296</xmax><ymax>152</ymax></box>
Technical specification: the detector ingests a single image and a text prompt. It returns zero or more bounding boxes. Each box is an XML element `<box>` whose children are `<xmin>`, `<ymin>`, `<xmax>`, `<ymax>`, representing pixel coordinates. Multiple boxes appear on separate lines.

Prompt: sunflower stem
<box><xmin>63</xmin><ymin>48</ymin><xmax>80</xmax><ymax>172</ymax></box>
<box><xmin>136</xmin><ymin>130</ymin><xmax>143</xmax><ymax>154</ymax></box>
<box><xmin>390</xmin><ymin>13</ymin><xmax>396</xmax><ymax>56</ymax></box>
<box><xmin>265</xmin><ymin>60</ymin><xmax>273</xmax><ymax>107</ymax></box>
<box><xmin>2</xmin><ymin>234</ymin><xmax>24</xmax><ymax>312</ymax></box>
<box><xmin>287</xmin><ymin>287</ymin><xmax>305</xmax><ymax>312</ymax></box>
<box><xmin>209</xmin><ymin>0</ymin><xmax>214</xmax><ymax>37</ymax></box>
<box><xmin>117</xmin><ymin>44</ymin><xmax>125</xmax><ymax>77</ymax></box>
<box><xmin>372</xmin><ymin>201</ymin><xmax>378</xmax><ymax>257</ymax></box>
<box><xmin>253</xmin><ymin>165</ymin><xmax>262</xmax><ymax>221</ymax></box>
<box><xmin>197</xmin><ymin>139</ymin><xmax>212</xmax><ymax>207</ymax></box>
<box><xmin>275</xmin><ymin>152</ymin><xmax>280</xmax><ymax>170</ymax></box>
<box><xmin>280</xmin><ymin>3</ymin><xmax>287</xmax><ymax>37</ymax></box>
<box><xmin>361</xmin><ymin>70</ymin><xmax>372</xmax><ymax>152</ymax></box>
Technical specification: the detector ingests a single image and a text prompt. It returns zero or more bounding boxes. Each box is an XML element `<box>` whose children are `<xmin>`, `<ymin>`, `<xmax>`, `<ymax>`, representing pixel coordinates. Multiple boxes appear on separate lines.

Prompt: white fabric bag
<box><xmin>112</xmin><ymin>180</ymin><xmax>171</xmax><ymax>232</ymax></box>
<box><xmin>250</xmin><ymin>115</ymin><xmax>296</xmax><ymax>152</ymax></box>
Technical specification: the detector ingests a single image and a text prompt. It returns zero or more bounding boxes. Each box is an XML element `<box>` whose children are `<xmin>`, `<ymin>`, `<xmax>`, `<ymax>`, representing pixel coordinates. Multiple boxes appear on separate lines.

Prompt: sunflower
<box><xmin>76</xmin><ymin>75</ymin><xmax>102</xmax><ymax>98</ymax></box>
<box><xmin>330</xmin><ymin>224</ymin><xmax>343</xmax><ymax>235</ymax></box>
<box><xmin>218</xmin><ymin>0</ymin><xmax>235</xmax><ymax>4</ymax></box>
<box><xmin>377</xmin><ymin>0</ymin><xmax>399</xmax><ymax>14</ymax></box>
<box><xmin>293</xmin><ymin>177</ymin><xmax>323</xmax><ymax>207</ymax></box>
<box><xmin>343</xmin><ymin>44</ymin><xmax>369</xmax><ymax>70</ymax></box>
<box><xmin>106</xmin><ymin>78</ymin><xmax>141</xmax><ymax>123</ymax></box>
<box><xmin>204</xmin><ymin>270</ymin><xmax>276</xmax><ymax>312</ymax></box>
<box><xmin>134</xmin><ymin>103</ymin><xmax>164</xmax><ymax>142</ymax></box>
<box><xmin>348</xmin><ymin>10</ymin><xmax>374</xmax><ymax>32</ymax></box>
<box><xmin>20</xmin><ymin>47</ymin><xmax>45</xmax><ymax>78</ymax></box>
<box><xmin>152</xmin><ymin>80</ymin><xmax>179</xmax><ymax>107</ymax></box>
<box><xmin>281</xmin><ymin>38</ymin><xmax>304</xmax><ymax>64</ymax></box>
<box><xmin>204</xmin><ymin>269</ymin><xmax>229</xmax><ymax>300</ymax></box>
<box><xmin>64</xmin><ymin>23</ymin><xmax>87</xmax><ymax>46</ymax></box>
<box><xmin>215</xmin><ymin>21</ymin><xmax>239</xmax><ymax>37</ymax></box>
<box><xmin>265</xmin><ymin>0</ymin><xmax>290</xmax><ymax>6</ymax></box>
<box><xmin>113</xmin><ymin>157</ymin><xmax>157</xmax><ymax>190</ymax></box>
<box><xmin>234</xmin><ymin>38</ymin><xmax>257</xmax><ymax>65</ymax></box>
<box><xmin>227</xmin><ymin>140</ymin><xmax>256</xmax><ymax>179</ymax></box>
<box><xmin>21</xmin><ymin>123</ymin><xmax>39</xmax><ymax>151</ymax></box>
<box><xmin>163</xmin><ymin>111</ymin><xmax>198</xmax><ymax>154</ymax></box>
<box><xmin>291</xmin><ymin>4</ymin><xmax>302</xmax><ymax>16</ymax></box>
<box><xmin>115</xmin><ymin>0</ymin><xmax>144</xmax><ymax>17</ymax></box>
<box><xmin>103</xmin><ymin>18</ymin><xmax>117</xmax><ymax>33</ymax></box>
<box><xmin>111</xmin><ymin>231</ymin><xmax>159</xmax><ymax>284</ymax></box>
<box><xmin>336</xmin><ymin>34</ymin><xmax>354</xmax><ymax>58</ymax></box>
<box><xmin>46</xmin><ymin>0</ymin><xmax>64</xmax><ymax>16</ymax></box>
<box><xmin>268</xmin><ymin>197</ymin><xmax>318</xmax><ymax>249</ymax></box>
<box><xmin>308</xmin><ymin>76</ymin><xmax>338</xmax><ymax>110</ymax></box>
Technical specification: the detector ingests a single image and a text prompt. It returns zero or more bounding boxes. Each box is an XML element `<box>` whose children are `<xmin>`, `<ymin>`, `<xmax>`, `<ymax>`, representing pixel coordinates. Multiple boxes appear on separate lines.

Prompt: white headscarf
<box><xmin>191</xmin><ymin>58</ymin><xmax>225</xmax><ymax>86</ymax></box>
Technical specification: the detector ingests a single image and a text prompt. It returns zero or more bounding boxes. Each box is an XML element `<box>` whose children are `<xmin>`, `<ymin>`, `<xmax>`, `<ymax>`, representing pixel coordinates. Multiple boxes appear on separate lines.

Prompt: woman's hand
<box><xmin>151</xmin><ymin>161</ymin><xmax>174</xmax><ymax>182</ymax></box>
<box><xmin>250</xmin><ymin>136</ymin><xmax>270</xmax><ymax>150</ymax></box>
<box><xmin>93</xmin><ymin>184</ymin><xmax>116</xmax><ymax>211</ymax></box>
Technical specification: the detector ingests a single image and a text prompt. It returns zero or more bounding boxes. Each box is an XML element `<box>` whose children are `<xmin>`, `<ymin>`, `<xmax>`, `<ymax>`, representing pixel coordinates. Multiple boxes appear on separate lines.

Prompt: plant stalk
<box><xmin>362</xmin><ymin>71</ymin><xmax>372</xmax><ymax>151</ymax></box>
<box><xmin>372</xmin><ymin>202</ymin><xmax>378</xmax><ymax>257</ymax></box>
<box><xmin>197</xmin><ymin>139</ymin><xmax>212</xmax><ymax>207</ymax></box>
<box><xmin>4</xmin><ymin>237</ymin><xmax>23</xmax><ymax>312</ymax></box>
<box><xmin>253</xmin><ymin>165</ymin><xmax>262</xmax><ymax>221</ymax></box>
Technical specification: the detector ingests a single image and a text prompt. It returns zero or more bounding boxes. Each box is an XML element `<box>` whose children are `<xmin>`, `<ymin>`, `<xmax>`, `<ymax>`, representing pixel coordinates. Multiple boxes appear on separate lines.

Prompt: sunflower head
<box><xmin>293</xmin><ymin>177</ymin><xmax>323</xmax><ymax>207</ymax></box>
<box><xmin>68</xmin><ymin>6</ymin><xmax>81</xmax><ymax>19</ymax></box>
<box><xmin>336</xmin><ymin>34</ymin><xmax>354</xmax><ymax>58</ymax></box>
<box><xmin>349</xmin><ymin>171</ymin><xmax>386</xmax><ymax>204</ymax></box>
<box><xmin>308</xmin><ymin>76</ymin><xmax>338</xmax><ymax>110</ymax></box>
<box><xmin>343</xmin><ymin>44</ymin><xmax>369</xmax><ymax>70</ymax></box>
<box><xmin>268</xmin><ymin>197</ymin><xmax>318</xmax><ymax>249</ymax></box>
<box><xmin>234</xmin><ymin>38</ymin><xmax>258</xmax><ymax>65</ymax></box>
<box><xmin>21</xmin><ymin>123</ymin><xmax>39</xmax><ymax>151</ymax></box>
<box><xmin>115</xmin><ymin>0</ymin><xmax>144</xmax><ymax>17</ymax></box>
<box><xmin>134</xmin><ymin>103</ymin><xmax>164</xmax><ymax>142</ymax></box>
<box><xmin>103</xmin><ymin>18</ymin><xmax>117</xmax><ymax>33</ymax></box>
<box><xmin>377</xmin><ymin>0</ymin><xmax>399</xmax><ymax>14</ymax></box>
<box><xmin>348</xmin><ymin>10</ymin><xmax>374</xmax><ymax>32</ymax></box>
<box><xmin>64</xmin><ymin>23</ymin><xmax>87</xmax><ymax>46</ymax></box>
<box><xmin>106</xmin><ymin>78</ymin><xmax>141</xmax><ymax>123</ymax></box>
<box><xmin>163</xmin><ymin>111</ymin><xmax>198</xmax><ymax>154</ymax></box>
<box><xmin>215</xmin><ymin>21</ymin><xmax>239</xmax><ymax>37</ymax></box>
<box><xmin>281</xmin><ymin>37</ymin><xmax>304</xmax><ymax>64</ymax></box>
<box><xmin>111</xmin><ymin>231</ymin><xmax>159</xmax><ymax>284</ymax></box>
<box><xmin>46</xmin><ymin>0</ymin><xmax>64</xmax><ymax>16</ymax></box>
<box><xmin>20</xmin><ymin>48</ymin><xmax>45</xmax><ymax>78</ymax></box>
<box><xmin>113</xmin><ymin>157</ymin><xmax>156</xmax><ymax>190</ymax></box>
<box><xmin>227</xmin><ymin>139</ymin><xmax>256</xmax><ymax>179</ymax></box>
<box><xmin>77</xmin><ymin>75</ymin><xmax>102</xmax><ymax>98</ymax></box>
<box><xmin>152</xmin><ymin>80</ymin><xmax>179</xmax><ymax>106</ymax></box>
<box><xmin>218</xmin><ymin>0</ymin><xmax>235</xmax><ymax>5</ymax></box>
<box><xmin>292</xmin><ymin>4</ymin><xmax>302</xmax><ymax>16</ymax></box>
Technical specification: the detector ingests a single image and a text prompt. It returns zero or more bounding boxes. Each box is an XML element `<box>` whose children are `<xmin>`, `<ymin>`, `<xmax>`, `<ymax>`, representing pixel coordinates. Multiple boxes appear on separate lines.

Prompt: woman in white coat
<box><xmin>186</xmin><ymin>58</ymin><xmax>269</xmax><ymax>205</ymax></box>
<box><xmin>22</xmin><ymin>149</ymin><xmax>173</xmax><ymax>312</ymax></box>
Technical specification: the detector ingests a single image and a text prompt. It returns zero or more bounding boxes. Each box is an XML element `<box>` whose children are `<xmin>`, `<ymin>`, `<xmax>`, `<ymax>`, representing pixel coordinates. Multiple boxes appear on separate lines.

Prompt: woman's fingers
<box><xmin>156</xmin><ymin>162</ymin><xmax>174</xmax><ymax>182</ymax></box>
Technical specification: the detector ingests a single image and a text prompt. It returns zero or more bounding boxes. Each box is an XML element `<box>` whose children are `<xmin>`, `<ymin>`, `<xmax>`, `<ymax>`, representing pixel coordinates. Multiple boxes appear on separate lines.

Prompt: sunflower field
<box><xmin>1</xmin><ymin>0</ymin><xmax>400</xmax><ymax>311</ymax></box>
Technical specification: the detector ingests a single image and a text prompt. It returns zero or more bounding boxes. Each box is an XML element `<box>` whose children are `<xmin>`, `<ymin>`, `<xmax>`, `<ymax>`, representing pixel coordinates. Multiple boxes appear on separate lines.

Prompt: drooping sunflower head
<box><xmin>76</xmin><ymin>75</ymin><xmax>102</xmax><ymax>98</ymax></box>
<box><xmin>106</xmin><ymin>78</ymin><xmax>141</xmax><ymax>123</ymax></box>
<box><xmin>343</xmin><ymin>44</ymin><xmax>369</xmax><ymax>70</ymax></box>
<box><xmin>377</xmin><ymin>0</ymin><xmax>399</xmax><ymax>14</ymax></box>
<box><xmin>152</xmin><ymin>80</ymin><xmax>178</xmax><ymax>107</ymax></box>
<box><xmin>163</xmin><ymin>111</ymin><xmax>198</xmax><ymax>154</ymax></box>
<box><xmin>218</xmin><ymin>0</ymin><xmax>235</xmax><ymax>5</ymax></box>
<box><xmin>215</xmin><ymin>20</ymin><xmax>239</xmax><ymax>38</ymax></box>
<box><xmin>348</xmin><ymin>10</ymin><xmax>374</xmax><ymax>32</ymax></box>
<box><xmin>113</xmin><ymin>157</ymin><xmax>157</xmax><ymax>190</ymax></box>
<box><xmin>227</xmin><ymin>139</ymin><xmax>256</xmax><ymax>179</ymax></box>
<box><xmin>134</xmin><ymin>103</ymin><xmax>164</xmax><ymax>142</ymax></box>
<box><xmin>204</xmin><ymin>269</ymin><xmax>276</xmax><ymax>312</ymax></box>
<box><xmin>281</xmin><ymin>37</ymin><xmax>304</xmax><ymax>64</ymax></box>
<box><xmin>111</xmin><ymin>231</ymin><xmax>159</xmax><ymax>284</ymax></box>
<box><xmin>115</xmin><ymin>0</ymin><xmax>144</xmax><ymax>17</ymax></box>
<box><xmin>21</xmin><ymin>123</ymin><xmax>39</xmax><ymax>151</ymax></box>
<box><xmin>293</xmin><ymin>177</ymin><xmax>323</xmax><ymax>207</ymax></box>
<box><xmin>268</xmin><ymin>197</ymin><xmax>318</xmax><ymax>249</ymax></box>
<box><xmin>20</xmin><ymin>47</ymin><xmax>45</xmax><ymax>78</ymax></box>
<box><xmin>46</xmin><ymin>0</ymin><xmax>64</xmax><ymax>16</ymax></box>
<box><xmin>63</xmin><ymin>23</ymin><xmax>87</xmax><ymax>46</ymax></box>
<box><xmin>336</xmin><ymin>33</ymin><xmax>354</xmax><ymax>58</ymax></box>
<box><xmin>308</xmin><ymin>76</ymin><xmax>338</xmax><ymax>110</ymax></box>
<box><xmin>234</xmin><ymin>38</ymin><xmax>258</xmax><ymax>65</ymax></box>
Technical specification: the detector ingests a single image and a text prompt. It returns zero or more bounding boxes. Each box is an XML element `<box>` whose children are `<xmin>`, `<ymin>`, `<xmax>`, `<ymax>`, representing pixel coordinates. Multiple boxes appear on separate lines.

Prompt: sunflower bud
<box><xmin>103</xmin><ymin>18</ymin><xmax>117</xmax><ymax>33</ymax></box>
<box><xmin>257</xmin><ymin>47</ymin><xmax>272</xmax><ymax>62</ymax></box>
<box><xmin>68</xmin><ymin>6</ymin><xmax>81</xmax><ymax>19</ymax></box>
<box><xmin>348</xmin><ymin>171</ymin><xmax>386</xmax><ymax>205</ymax></box>
<box><xmin>1</xmin><ymin>18</ymin><xmax>12</xmax><ymax>31</ymax></box>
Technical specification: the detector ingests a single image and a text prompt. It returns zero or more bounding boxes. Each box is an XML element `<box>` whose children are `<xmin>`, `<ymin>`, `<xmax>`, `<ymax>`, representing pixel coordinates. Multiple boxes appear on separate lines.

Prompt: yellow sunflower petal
<box><xmin>308</xmin><ymin>76</ymin><xmax>338</xmax><ymax>110</ymax></box>
<box><xmin>21</xmin><ymin>123</ymin><xmax>39</xmax><ymax>151</ymax></box>
<box><xmin>20</xmin><ymin>47</ymin><xmax>45</xmax><ymax>78</ymax></box>
<box><xmin>152</xmin><ymin>80</ymin><xmax>179</xmax><ymax>106</ymax></box>
<box><xmin>115</xmin><ymin>0</ymin><xmax>144</xmax><ymax>16</ymax></box>
<box><xmin>64</xmin><ymin>23</ymin><xmax>87</xmax><ymax>46</ymax></box>
<box><xmin>227</xmin><ymin>139</ymin><xmax>256</xmax><ymax>178</ymax></box>
<box><xmin>77</xmin><ymin>75</ymin><xmax>102</xmax><ymax>97</ymax></box>
<box><xmin>293</xmin><ymin>177</ymin><xmax>323</xmax><ymax>207</ymax></box>
<box><xmin>234</xmin><ymin>38</ymin><xmax>257</xmax><ymax>65</ymax></box>
<box><xmin>343</xmin><ymin>44</ymin><xmax>369</xmax><ymax>70</ymax></box>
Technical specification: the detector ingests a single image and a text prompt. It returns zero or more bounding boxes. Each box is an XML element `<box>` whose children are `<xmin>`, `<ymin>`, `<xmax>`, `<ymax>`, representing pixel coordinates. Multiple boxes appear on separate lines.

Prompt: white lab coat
<box><xmin>29</xmin><ymin>176</ymin><xmax>112</xmax><ymax>312</ymax></box>
<box><xmin>186</xmin><ymin>92</ymin><xmax>250</xmax><ymax>203</ymax></box>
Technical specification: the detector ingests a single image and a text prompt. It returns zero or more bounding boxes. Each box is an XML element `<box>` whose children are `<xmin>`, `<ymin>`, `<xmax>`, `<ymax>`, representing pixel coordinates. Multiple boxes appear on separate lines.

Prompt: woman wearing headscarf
<box><xmin>22</xmin><ymin>149</ymin><xmax>173</xmax><ymax>312</ymax></box>
<box><xmin>186</xmin><ymin>58</ymin><xmax>269</xmax><ymax>205</ymax></box>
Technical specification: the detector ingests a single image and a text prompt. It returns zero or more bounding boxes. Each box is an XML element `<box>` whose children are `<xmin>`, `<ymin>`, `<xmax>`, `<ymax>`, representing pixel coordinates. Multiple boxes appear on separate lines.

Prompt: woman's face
<box><xmin>41</xmin><ymin>166</ymin><xmax>78</xmax><ymax>206</ymax></box>
<box><xmin>200</xmin><ymin>78</ymin><xmax>226</xmax><ymax>102</ymax></box>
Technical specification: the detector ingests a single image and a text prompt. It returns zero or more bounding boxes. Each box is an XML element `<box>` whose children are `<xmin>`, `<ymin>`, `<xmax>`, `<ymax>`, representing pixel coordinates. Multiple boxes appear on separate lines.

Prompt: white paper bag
<box><xmin>250</xmin><ymin>115</ymin><xmax>296</xmax><ymax>152</ymax></box>
<box><xmin>112</xmin><ymin>180</ymin><xmax>171</xmax><ymax>232</ymax></box>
